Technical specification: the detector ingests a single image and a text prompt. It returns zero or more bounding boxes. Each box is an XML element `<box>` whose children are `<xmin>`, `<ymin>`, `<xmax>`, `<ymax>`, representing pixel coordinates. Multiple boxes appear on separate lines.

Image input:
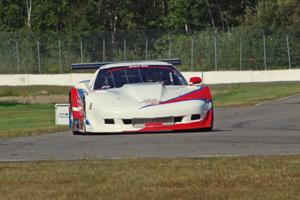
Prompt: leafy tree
<box><xmin>0</xmin><ymin>0</ymin><xmax>25</xmax><ymax>31</ymax></box>
<box><xmin>242</xmin><ymin>0</ymin><xmax>300</xmax><ymax>35</ymax></box>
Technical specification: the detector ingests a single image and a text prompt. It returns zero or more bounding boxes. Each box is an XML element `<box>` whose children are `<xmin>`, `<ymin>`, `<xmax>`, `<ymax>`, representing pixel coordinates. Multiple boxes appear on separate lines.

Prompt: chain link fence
<box><xmin>0</xmin><ymin>29</ymin><xmax>299</xmax><ymax>74</ymax></box>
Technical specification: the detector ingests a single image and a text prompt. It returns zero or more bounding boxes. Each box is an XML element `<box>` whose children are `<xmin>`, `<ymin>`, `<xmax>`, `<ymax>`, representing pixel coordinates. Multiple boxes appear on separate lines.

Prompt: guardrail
<box><xmin>1</xmin><ymin>69</ymin><xmax>300</xmax><ymax>86</ymax></box>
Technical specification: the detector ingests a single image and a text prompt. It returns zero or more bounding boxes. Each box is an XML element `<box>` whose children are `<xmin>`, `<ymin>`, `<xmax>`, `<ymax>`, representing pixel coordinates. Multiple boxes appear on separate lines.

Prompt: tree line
<box><xmin>0</xmin><ymin>0</ymin><xmax>261</xmax><ymax>32</ymax></box>
<box><xmin>1</xmin><ymin>1</ymin><xmax>299</xmax><ymax>34</ymax></box>
<box><xmin>1</xmin><ymin>0</ymin><xmax>299</xmax><ymax>39</ymax></box>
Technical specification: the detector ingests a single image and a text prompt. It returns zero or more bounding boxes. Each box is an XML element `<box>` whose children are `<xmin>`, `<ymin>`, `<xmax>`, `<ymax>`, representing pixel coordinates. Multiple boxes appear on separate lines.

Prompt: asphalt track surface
<box><xmin>1</xmin><ymin>94</ymin><xmax>300</xmax><ymax>161</ymax></box>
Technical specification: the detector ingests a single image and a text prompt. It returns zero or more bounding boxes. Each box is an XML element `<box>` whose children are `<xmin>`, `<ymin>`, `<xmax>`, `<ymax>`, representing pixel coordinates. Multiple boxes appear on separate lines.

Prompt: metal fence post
<box><xmin>286</xmin><ymin>35</ymin><xmax>292</xmax><ymax>69</ymax></box>
<box><xmin>80</xmin><ymin>39</ymin><xmax>83</xmax><ymax>63</ymax></box>
<box><xmin>102</xmin><ymin>38</ymin><xmax>106</xmax><ymax>62</ymax></box>
<box><xmin>239</xmin><ymin>37</ymin><xmax>242</xmax><ymax>71</ymax></box>
<box><xmin>214</xmin><ymin>36</ymin><xmax>218</xmax><ymax>71</ymax></box>
<box><xmin>37</xmin><ymin>40</ymin><xmax>41</xmax><ymax>74</ymax></box>
<box><xmin>15</xmin><ymin>39</ymin><xmax>20</xmax><ymax>73</ymax></box>
<box><xmin>168</xmin><ymin>35</ymin><xmax>172</xmax><ymax>59</ymax></box>
<box><xmin>263</xmin><ymin>35</ymin><xmax>267</xmax><ymax>70</ymax></box>
<box><xmin>58</xmin><ymin>39</ymin><xmax>62</xmax><ymax>73</ymax></box>
<box><xmin>123</xmin><ymin>37</ymin><xmax>127</xmax><ymax>61</ymax></box>
<box><xmin>145</xmin><ymin>36</ymin><xmax>148</xmax><ymax>60</ymax></box>
<box><xmin>191</xmin><ymin>35</ymin><xmax>194</xmax><ymax>71</ymax></box>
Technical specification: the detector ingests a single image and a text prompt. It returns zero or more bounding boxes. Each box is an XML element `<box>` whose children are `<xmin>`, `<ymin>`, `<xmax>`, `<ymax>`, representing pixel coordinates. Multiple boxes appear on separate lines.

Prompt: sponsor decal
<box><xmin>141</xmin><ymin>99</ymin><xmax>160</xmax><ymax>107</ymax></box>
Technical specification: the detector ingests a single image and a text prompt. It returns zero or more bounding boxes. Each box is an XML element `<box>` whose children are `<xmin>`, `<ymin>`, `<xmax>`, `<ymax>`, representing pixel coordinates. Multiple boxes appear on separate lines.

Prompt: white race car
<box><xmin>69</xmin><ymin>59</ymin><xmax>213</xmax><ymax>134</ymax></box>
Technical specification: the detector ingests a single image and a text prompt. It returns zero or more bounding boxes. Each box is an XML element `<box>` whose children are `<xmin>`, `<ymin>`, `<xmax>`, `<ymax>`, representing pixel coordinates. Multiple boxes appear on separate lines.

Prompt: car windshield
<box><xmin>94</xmin><ymin>65</ymin><xmax>187</xmax><ymax>90</ymax></box>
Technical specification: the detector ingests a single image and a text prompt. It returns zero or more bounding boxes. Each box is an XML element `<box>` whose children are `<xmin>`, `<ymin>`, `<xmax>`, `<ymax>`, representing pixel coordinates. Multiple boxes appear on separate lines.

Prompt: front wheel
<box><xmin>72</xmin><ymin>119</ymin><xmax>82</xmax><ymax>135</ymax></box>
<box><xmin>72</xmin><ymin>119</ymin><xmax>90</xmax><ymax>135</ymax></box>
<box><xmin>202</xmin><ymin>109</ymin><xmax>214</xmax><ymax>132</ymax></box>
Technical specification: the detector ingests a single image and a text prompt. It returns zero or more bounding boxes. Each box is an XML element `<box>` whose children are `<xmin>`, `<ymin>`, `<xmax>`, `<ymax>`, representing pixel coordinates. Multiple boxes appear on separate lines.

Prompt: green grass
<box><xmin>0</xmin><ymin>102</ymin><xmax>67</xmax><ymax>138</ymax></box>
<box><xmin>0</xmin><ymin>86</ymin><xmax>69</xmax><ymax>97</ymax></box>
<box><xmin>211</xmin><ymin>82</ymin><xmax>300</xmax><ymax>107</ymax></box>
<box><xmin>0</xmin><ymin>155</ymin><xmax>299</xmax><ymax>200</ymax></box>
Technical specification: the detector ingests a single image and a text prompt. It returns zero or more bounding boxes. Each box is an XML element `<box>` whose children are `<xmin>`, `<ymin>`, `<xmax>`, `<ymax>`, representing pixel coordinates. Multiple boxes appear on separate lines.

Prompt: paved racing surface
<box><xmin>1</xmin><ymin>94</ymin><xmax>300</xmax><ymax>161</ymax></box>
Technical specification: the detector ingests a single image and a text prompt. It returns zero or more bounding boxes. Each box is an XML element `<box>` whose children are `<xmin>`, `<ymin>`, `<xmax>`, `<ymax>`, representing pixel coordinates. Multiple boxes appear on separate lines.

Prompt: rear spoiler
<box><xmin>71</xmin><ymin>62</ymin><xmax>112</xmax><ymax>70</ymax></box>
<box><xmin>71</xmin><ymin>58</ymin><xmax>181</xmax><ymax>70</ymax></box>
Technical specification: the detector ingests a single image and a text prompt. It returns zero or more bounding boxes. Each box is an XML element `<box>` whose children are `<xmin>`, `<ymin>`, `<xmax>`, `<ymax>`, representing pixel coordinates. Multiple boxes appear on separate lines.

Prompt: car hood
<box><xmin>88</xmin><ymin>83</ymin><xmax>199</xmax><ymax>108</ymax></box>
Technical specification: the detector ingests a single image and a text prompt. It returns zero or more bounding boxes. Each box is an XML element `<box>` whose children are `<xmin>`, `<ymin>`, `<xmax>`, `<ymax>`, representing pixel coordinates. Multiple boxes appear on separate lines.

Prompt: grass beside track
<box><xmin>0</xmin><ymin>156</ymin><xmax>299</xmax><ymax>200</ymax></box>
<box><xmin>0</xmin><ymin>85</ymin><xmax>69</xmax><ymax>97</ymax></box>
<box><xmin>0</xmin><ymin>82</ymin><xmax>300</xmax><ymax>138</ymax></box>
<box><xmin>0</xmin><ymin>103</ymin><xmax>67</xmax><ymax>138</ymax></box>
<box><xmin>211</xmin><ymin>82</ymin><xmax>300</xmax><ymax>107</ymax></box>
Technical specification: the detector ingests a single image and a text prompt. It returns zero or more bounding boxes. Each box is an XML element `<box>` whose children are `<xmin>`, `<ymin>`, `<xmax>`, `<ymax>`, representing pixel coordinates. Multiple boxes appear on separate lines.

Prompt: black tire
<box><xmin>72</xmin><ymin>119</ymin><xmax>81</xmax><ymax>135</ymax></box>
<box><xmin>72</xmin><ymin>131</ymin><xmax>81</xmax><ymax>135</ymax></box>
<box><xmin>203</xmin><ymin>109</ymin><xmax>214</xmax><ymax>132</ymax></box>
<box><xmin>72</xmin><ymin>119</ymin><xmax>90</xmax><ymax>135</ymax></box>
<box><xmin>209</xmin><ymin>109</ymin><xmax>214</xmax><ymax>131</ymax></box>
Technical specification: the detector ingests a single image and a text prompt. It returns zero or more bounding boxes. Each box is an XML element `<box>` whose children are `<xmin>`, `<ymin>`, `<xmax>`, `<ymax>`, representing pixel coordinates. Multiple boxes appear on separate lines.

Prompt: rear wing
<box><xmin>71</xmin><ymin>62</ymin><xmax>112</xmax><ymax>70</ymax></box>
<box><xmin>70</xmin><ymin>58</ymin><xmax>181</xmax><ymax>70</ymax></box>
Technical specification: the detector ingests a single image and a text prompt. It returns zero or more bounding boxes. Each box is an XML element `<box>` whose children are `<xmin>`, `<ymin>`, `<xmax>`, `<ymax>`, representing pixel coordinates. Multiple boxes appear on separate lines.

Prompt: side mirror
<box><xmin>189</xmin><ymin>77</ymin><xmax>202</xmax><ymax>85</ymax></box>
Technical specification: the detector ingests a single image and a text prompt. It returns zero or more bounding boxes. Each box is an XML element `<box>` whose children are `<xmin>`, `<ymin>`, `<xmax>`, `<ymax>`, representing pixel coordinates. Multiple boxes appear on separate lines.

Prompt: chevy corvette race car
<box><xmin>69</xmin><ymin>59</ymin><xmax>213</xmax><ymax>134</ymax></box>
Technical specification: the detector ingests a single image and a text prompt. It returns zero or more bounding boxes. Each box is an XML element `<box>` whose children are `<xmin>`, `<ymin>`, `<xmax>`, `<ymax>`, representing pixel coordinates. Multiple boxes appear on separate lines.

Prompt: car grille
<box><xmin>132</xmin><ymin>117</ymin><xmax>174</xmax><ymax>127</ymax></box>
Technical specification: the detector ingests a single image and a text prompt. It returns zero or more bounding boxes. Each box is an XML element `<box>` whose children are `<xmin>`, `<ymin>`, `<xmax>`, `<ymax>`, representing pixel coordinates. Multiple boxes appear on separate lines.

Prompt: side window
<box><xmin>172</xmin><ymin>69</ymin><xmax>187</xmax><ymax>85</ymax></box>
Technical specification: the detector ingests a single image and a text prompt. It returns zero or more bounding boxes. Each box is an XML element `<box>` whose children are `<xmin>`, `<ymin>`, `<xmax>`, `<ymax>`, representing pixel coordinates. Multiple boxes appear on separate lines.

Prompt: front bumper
<box><xmin>84</xmin><ymin>100</ymin><xmax>213</xmax><ymax>133</ymax></box>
